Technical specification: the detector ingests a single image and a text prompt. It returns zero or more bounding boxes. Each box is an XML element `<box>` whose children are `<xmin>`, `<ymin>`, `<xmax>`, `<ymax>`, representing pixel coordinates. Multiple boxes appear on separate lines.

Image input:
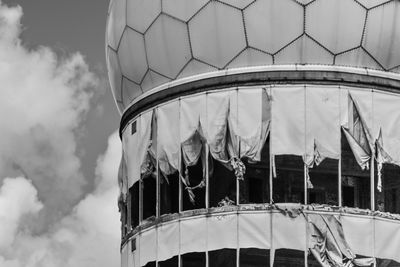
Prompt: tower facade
<box><xmin>106</xmin><ymin>0</ymin><xmax>400</xmax><ymax>266</ymax></box>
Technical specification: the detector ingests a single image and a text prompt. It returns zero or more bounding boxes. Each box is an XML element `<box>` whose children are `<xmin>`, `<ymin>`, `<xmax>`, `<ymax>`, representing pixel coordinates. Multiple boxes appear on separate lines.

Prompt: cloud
<box><xmin>0</xmin><ymin>1</ymin><xmax>121</xmax><ymax>266</ymax></box>
<box><xmin>0</xmin><ymin>133</ymin><xmax>121</xmax><ymax>267</ymax></box>
<box><xmin>0</xmin><ymin>1</ymin><xmax>98</xmax><ymax>229</ymax></box>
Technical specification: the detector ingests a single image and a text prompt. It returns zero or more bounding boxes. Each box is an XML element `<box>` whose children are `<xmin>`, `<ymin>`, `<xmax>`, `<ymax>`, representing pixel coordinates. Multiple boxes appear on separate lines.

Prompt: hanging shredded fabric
<box><xmin>306</xmin><ymin>165</ymin><xmax>314</xmax><ymax>189</ymax></box>
<box><xmin>230</xmin><ymin>157</ymin><xmax>246</xmax><ymax>180</ymax></box>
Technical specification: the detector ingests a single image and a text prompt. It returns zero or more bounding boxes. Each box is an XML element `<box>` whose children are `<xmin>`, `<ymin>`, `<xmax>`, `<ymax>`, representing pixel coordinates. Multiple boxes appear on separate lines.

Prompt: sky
<box><xmin>0</xmin><ymin>0</ymin><xmax>122</xmax><ymax>266</ymax></box>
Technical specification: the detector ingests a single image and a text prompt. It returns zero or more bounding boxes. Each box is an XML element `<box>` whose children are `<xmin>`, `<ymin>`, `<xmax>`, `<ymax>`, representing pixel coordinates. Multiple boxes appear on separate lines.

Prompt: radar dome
<box><xmin>106</xmin><ymin>0</ymin><xmax>400</xmax><ymax>113</ymax></box>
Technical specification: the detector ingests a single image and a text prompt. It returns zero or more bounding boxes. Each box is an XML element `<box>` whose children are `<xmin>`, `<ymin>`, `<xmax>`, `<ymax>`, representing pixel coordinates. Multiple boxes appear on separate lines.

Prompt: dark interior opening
<box><xmin>183</xmin><ymin>159</ymin><xmax>206</xmax><ymax>210</ymax></box>
<box><xmin>341</xmin><ymin>131</ymin><xmax>370</xmax><ymax>209</ymax></box>
<box><xmin>159</xmin><ymin>256</ymin><xmax>179</xmax><ymax>267</ymax></box>
<box><xmin>273</xmin><ymin>155</ymin><xmax>304</xmax><ymax>204</ymax></box>
<box><xmin>308</xmin><ymin>158</ymin><xmax>338</xmax><ymax>205</ymax></box>
<box><xmin>209</xmin><ymin>158</ymin><xmax>237</xmax><ymax>207</ymax></box>
<box><xmin>181</xmin><ymin>252</ymin><xmax>206</xmax><ymax>267</ymax></box>
<box><xmin>240</xmin><ymin>248</ymin><xmax>270</xmax><ymax>267</ymax></box>
<box><xmin>209</xmin><ymin>249</ymin><xmax>236</xmax><ymax>267</ymax></box>
<box><xmin>273</xmin><ymin>249</ymin><xmax>304</xmax><ymax>267</ymax></box>
<box><xmin>143</xmin><ymin>175</ymin><xmax>156</xmax><ymax>221</ymax></box>
<box><xmin>130</xmin><ymin>182</ymin><xmax>139</xmax><ymax>228</ymax></box>
<box><xmin>160</xmin><ymin>172</ymin><xmax>179</xmax><ymax>216</ymax></box>
<box><xmin>241</xmin><ymin>137</ymin><xmax>270</xmax><ymax>204</ymax></box>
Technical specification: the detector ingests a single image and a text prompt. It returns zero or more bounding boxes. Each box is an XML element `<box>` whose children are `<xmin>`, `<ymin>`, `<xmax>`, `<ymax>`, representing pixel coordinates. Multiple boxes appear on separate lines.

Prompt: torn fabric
<box><xmin>117</xmin><ymin>153</ymin><xmax>128</xmax><ymax>201</ymax></box>
<box><xmin>307</xmin><ymin>213</ymin><xmax>375</xmax><ymax>267</ymax></box>
<box><xmin>157</xmin><ymin>101</ymin><xmax>180</xmax><ymax>176</ymax></box>
<box><xmin>341</xmin><ymin>93</ymin><xmax>373</xmax><ymax>170</ymax></box>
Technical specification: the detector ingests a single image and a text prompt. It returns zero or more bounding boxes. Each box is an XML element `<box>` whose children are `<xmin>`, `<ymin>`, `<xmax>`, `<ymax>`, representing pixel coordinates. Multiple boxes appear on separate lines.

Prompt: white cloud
<box><xmin>0</xmin><ymin>133</ymin><xmax>121</xmax><ymax>267</ymax></box>
<box><xmin>0</xmin><ymin>0</ymin><xmax>98</xmax><ymax>228</ymax></box>
<box><xmin>0</xmin><ymin>1</ymin><xmax>121</xmax><ymax>266</ymax></box>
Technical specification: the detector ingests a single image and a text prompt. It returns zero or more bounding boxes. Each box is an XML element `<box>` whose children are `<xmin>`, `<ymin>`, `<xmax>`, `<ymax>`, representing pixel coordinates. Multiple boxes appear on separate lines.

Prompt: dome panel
<box><xmin>106</xmin><ymin>47</ymin><xmax>123</xmax><ymax>102</ymax></box>
<box><xmin>118</xmin><ymin>28</ymin><xmax>148</xmax><ymax>83</ymax></box>
<box><xmin>356</xmin><ymin>0</ymin><xmax>391</xmax><ymax>9</ymax></box>
<box><xmin>226</xmin><ymin>48</ymin><xmax>273</xmax><ymax>69</ymax></box>
<box><xmin>363</xmin><ymin>1</ymin><xmax>400</xmax><ymax>70</ymax></box>
<box><xmin>127</xmin><ymin>0</ymin><xmax>161</xmax><ymax>33</ymax></box>
<box><xmin>106</xmin><ymin>0</ymin><xmax>126</xmax><ymax>49</ymax></box>
<box><xmin>189</xmin><ymin>1</ymin><xmax>246</xmax><ymax>68</ymax></box>
<box><xmin>335</xmin><ymin>48</ymin><xmax>382</xmax><ymax>70</ymax></box>
<box><xmin>145</xmin><ymin>15</ymin><xmax>191</xmax><ymax>78</ymax></box>
<box><xmin>275</xmin><ymin>35</ymin><xmax>333</xmax><ymax>65</ymax></box>
<box><xmin>122</xmin><ymin>77</ymin><xmax>142</xmax><ymax>108</ymax></box>
<box><xmin>177</xmin><ymin>59</ymin><xmax>217</xmax><ymax>79</ymax></box>
<box><xmin>141</xmin><ymin>70</ymin><xmax>171</xmax><ymax>92</ymax></box>
<box><xmin>244</xmin><ymin>0</ymin><xmax>303</xmax><ymax>54</ymax></box>
<box><xmin>306</xmin><ymin>0</ymin><xmax>366</xmax><ymax>53</ymax></box>
<box><xmin>218</xmin><ymin>0</ymin><xmax>254</xmax><ymax>9</ymax></box>
<box><xmin>162</xmin><ymin>0</ymin><xmax>209</xmax><ymax>22</ymax></box>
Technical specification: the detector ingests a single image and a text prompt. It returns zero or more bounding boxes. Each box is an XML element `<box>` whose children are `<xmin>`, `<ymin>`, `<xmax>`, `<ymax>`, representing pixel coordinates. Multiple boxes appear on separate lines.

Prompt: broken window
<box><xmin>240</xmin><ymin>248</ymin><xmax>270</xmax><ymax>267</ymax></box>
<box><xmin>160</xmin><ymin>172</ymin><xmax>179</xmax><ymax>216</ymax></box>
<box><xmin>273</xmin><ymin>155</ymin><xmax>305</xmax><ymax>204</ymax></box>
<box><xmin>143</xmin><ymin>172</ymin><xmax>157</xmax><ymax>221</ymax></box>
<box><xmin>209</xmin><ymin>249</ymin><xmax>236</xmax><ymax>267</ymax></box>
<box><xmin>375</xmin><ymin>163</ymin><xmax>400</xmax><ymax>213</ymax></box>
<box><xmin>209</xmin><ymin>158</ymin><xmax>237</xmax><ymax>207</ymax></box>
<box><xmin>158</xmin><ymin>256</ymin><xmax>178</xmax><ymax>267</ymax></box>
<box><xmin>129</xmin><ymin>182</ymin><xmax>139</xmax><ymax>228</ymax></box>
<box><xmin>308</xmin><ymin>158</ymin><xmax>338</xmax><ymax>206</ymax></box>
<box><xmin>240</xmin><ymin>137</ymin><xmax>270</xmax><ymax>204</ymax></box>
<box><xmin>273</xmin><ymin>249</ymin><xmax>304</xmax><ymax>267</ymax></box>
<box><xmin>183</xmin><ymin>158</ymin><xmax>206</xmax><ymax>211</ymax></box>
<box><xmin>181</xmin><ymin>252</ymin><xmax>206</xmax><ymax>267</ymax></box>
<box><xmin>341</xmin><ymin>131</ymin><xmax>370</xmax><ymax>209</ymax></box>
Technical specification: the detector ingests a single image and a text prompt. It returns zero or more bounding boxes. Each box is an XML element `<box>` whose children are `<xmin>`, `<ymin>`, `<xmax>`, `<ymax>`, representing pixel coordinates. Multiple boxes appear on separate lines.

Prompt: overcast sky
<box><xmin>0</xmin><ymin>0</ymin><xmax>122</xmax><ymax>266</ymax></box>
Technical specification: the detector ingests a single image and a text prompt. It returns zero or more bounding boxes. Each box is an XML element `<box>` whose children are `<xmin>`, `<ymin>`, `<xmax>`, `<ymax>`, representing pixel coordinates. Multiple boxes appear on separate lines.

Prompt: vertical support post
<box><xmin>338</xmin><ymin>157</ymin><xmax>342</xmax><ymax>207</ymax></box>
<box><xmin>156</xmin><ymin>161</ymin><xmax>160</xmax><ymax>218</ymax></box>
<box><xmin>206</xmin><ymin>144</ymin><xmax>210</xmax><ymax>209</ymax></box>
<box><xmin>270</xmin><ymin>154</ymin><xmax>273</xmax><ymax>204</ymax></box>
<box><xmin>371</xmin><ymin>157</ymin><xmax>375</xmax><ymax>211</ymax></box>
<box><xmin>139</xmin><ymin>179</ymin><xmax>143</xmax><ymax>224</ymax></box>
<box><xmin>304</xmin><ymin>164</ymin><xmax>308</xmax><ymax>205</ymax></box>
<box><xmin>338</xmin><ymin>86</ymin><xmax>342</xmax><ymax>207</ymax></box>
<box><xmin>178</xmin><ymin>99</ymin><xmax>183</xmax><ymax>214</ymax></box>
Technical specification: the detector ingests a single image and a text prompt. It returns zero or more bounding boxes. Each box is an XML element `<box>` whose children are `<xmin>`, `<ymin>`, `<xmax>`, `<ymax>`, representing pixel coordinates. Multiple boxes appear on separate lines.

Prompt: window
<box><xmin>273</xmin><ymin>155</ymin><xmax>304</xmax><ymax>204</ymax></box>
<box><xmin>209</xmin><ymin>158</ymin><xmax>237</xmax><ymax>207</ymax></box>
<box><xmin>160</xmin><ymin>172</ymin><xmax>179</xmax><ymax>216</ymax></box>
<box><xmin>341</xmin><ymin>132</ymin><xmax>370</xmax><ymax>209</ymax></box>
<box><xmin>129</xmin><ymin>182</ymin><xmax>139</xmax><ymax>228</ymax></box>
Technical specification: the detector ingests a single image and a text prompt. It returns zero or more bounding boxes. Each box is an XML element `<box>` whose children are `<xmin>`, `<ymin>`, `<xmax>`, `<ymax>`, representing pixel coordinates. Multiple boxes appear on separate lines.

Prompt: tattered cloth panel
<box><xmin>307</xmin><ymin>213</ymin><xmax>374</xmax><ymax>267</ymax></box>
<box><xmin>117</xmin><ymin>153</ymin><xmax>128</xmax><ymax>202</ymax></box>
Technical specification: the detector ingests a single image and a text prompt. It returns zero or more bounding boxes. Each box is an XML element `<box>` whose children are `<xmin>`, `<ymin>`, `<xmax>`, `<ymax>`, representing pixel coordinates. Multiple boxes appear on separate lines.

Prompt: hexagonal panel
<box><xmin>106</xmin><ymin>47</ymin><xmax>123</xmax><ymax>102</ymax></box>
<box><xmin>127</xmin><ymin>0</ymin><xmax>161</xmax><ymax>33</ymax></box>
<box><xmin>294</xmin><ymin>0</ymin><xmax>316</xmax><ymax>5</ymax></box>
<box><xmin>306</xmin><ymin>0</ymin><xmax>366</xmax><ymax>53</ymax></box>
<box><xmin>122</xmin><ymin>77</ymin><xmax>142</xmax><ymax>107</ymax></box>
<box><xmin>218</xmin><ymin>0</ymin><xmax>254</xmax><ymax>9</ymax></box>
<box><xmin>363</xmin><ymin>1</ymin><xmax>400</xmax><ymax>70</ymax></box>
<box><xmin>177</xmin><ymin>59</ymin><xmax>217</xmax><ymax>79</ymax></box>
<box><xmin>106</xmin><ymin>0</ymin><xmax>126</xmax><ymax>49</ymax></box>
<box><xmin>141</xmin><ymin>70</ymin><xmax>171</xmax><ymax>92</ymax></box>
<box><xmin>335</xmin><ymin>48</ymin><xmax>382</xmax><ymax>70</ymax></box>
<box><xmin>274</xmin><ymin>35</ymin><xmax>333</xmax><ymax>65</ymax></box>
<box><xmin>189</xmin><ymin>1</ymin><xmax>246</xmax><ymax>68</ymax></box>
<box><xmin>118</xmin><ymin>28</ymin><xmax>148</xmax><ymax>83</ymax></box>
<box><xmin>244</xmin><ymin>0</ymin><xmax>303</xmax><ymax>54</ymax></box>
<box><xmin>356</xmin><ymin>0</ymin><xmax>390</xmax><ymax>9</ymax></box>
<box><xmin>145</xmin><ymin>14</ymin><xmax>191</xmax><ymax>78</ymax></box>
<box><xmin>226</xmin><ymin>48</ymin><xmax>273</xmax><ymax>68</ymax></box>
<box><xmin>163</xmin><ymin>0</ymin><xmax>209</xmax><ymax>21</ymax></box>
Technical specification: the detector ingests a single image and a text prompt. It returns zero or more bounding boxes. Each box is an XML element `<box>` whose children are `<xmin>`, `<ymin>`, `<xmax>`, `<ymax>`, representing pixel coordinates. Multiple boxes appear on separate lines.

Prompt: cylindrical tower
<box><xmin>106</xmin><ymin>0</ymin><xmax>400</xmax><ymax>266</ymax></box>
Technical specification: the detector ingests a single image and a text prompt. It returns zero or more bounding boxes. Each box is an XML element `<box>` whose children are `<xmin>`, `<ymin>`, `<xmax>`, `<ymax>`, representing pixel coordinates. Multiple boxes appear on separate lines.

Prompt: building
<box><xmin>106</xmin><ymin>0</ymin><xmax>400</xmax><ymax>266</ymax></box>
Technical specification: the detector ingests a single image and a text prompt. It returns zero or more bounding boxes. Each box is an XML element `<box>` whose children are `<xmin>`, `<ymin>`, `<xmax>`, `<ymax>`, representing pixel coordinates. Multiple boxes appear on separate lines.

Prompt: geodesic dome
<box><xmin>106</xmin><ymin>0</ymin><xmax>400</xmax><ymax>113</ymax></box>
